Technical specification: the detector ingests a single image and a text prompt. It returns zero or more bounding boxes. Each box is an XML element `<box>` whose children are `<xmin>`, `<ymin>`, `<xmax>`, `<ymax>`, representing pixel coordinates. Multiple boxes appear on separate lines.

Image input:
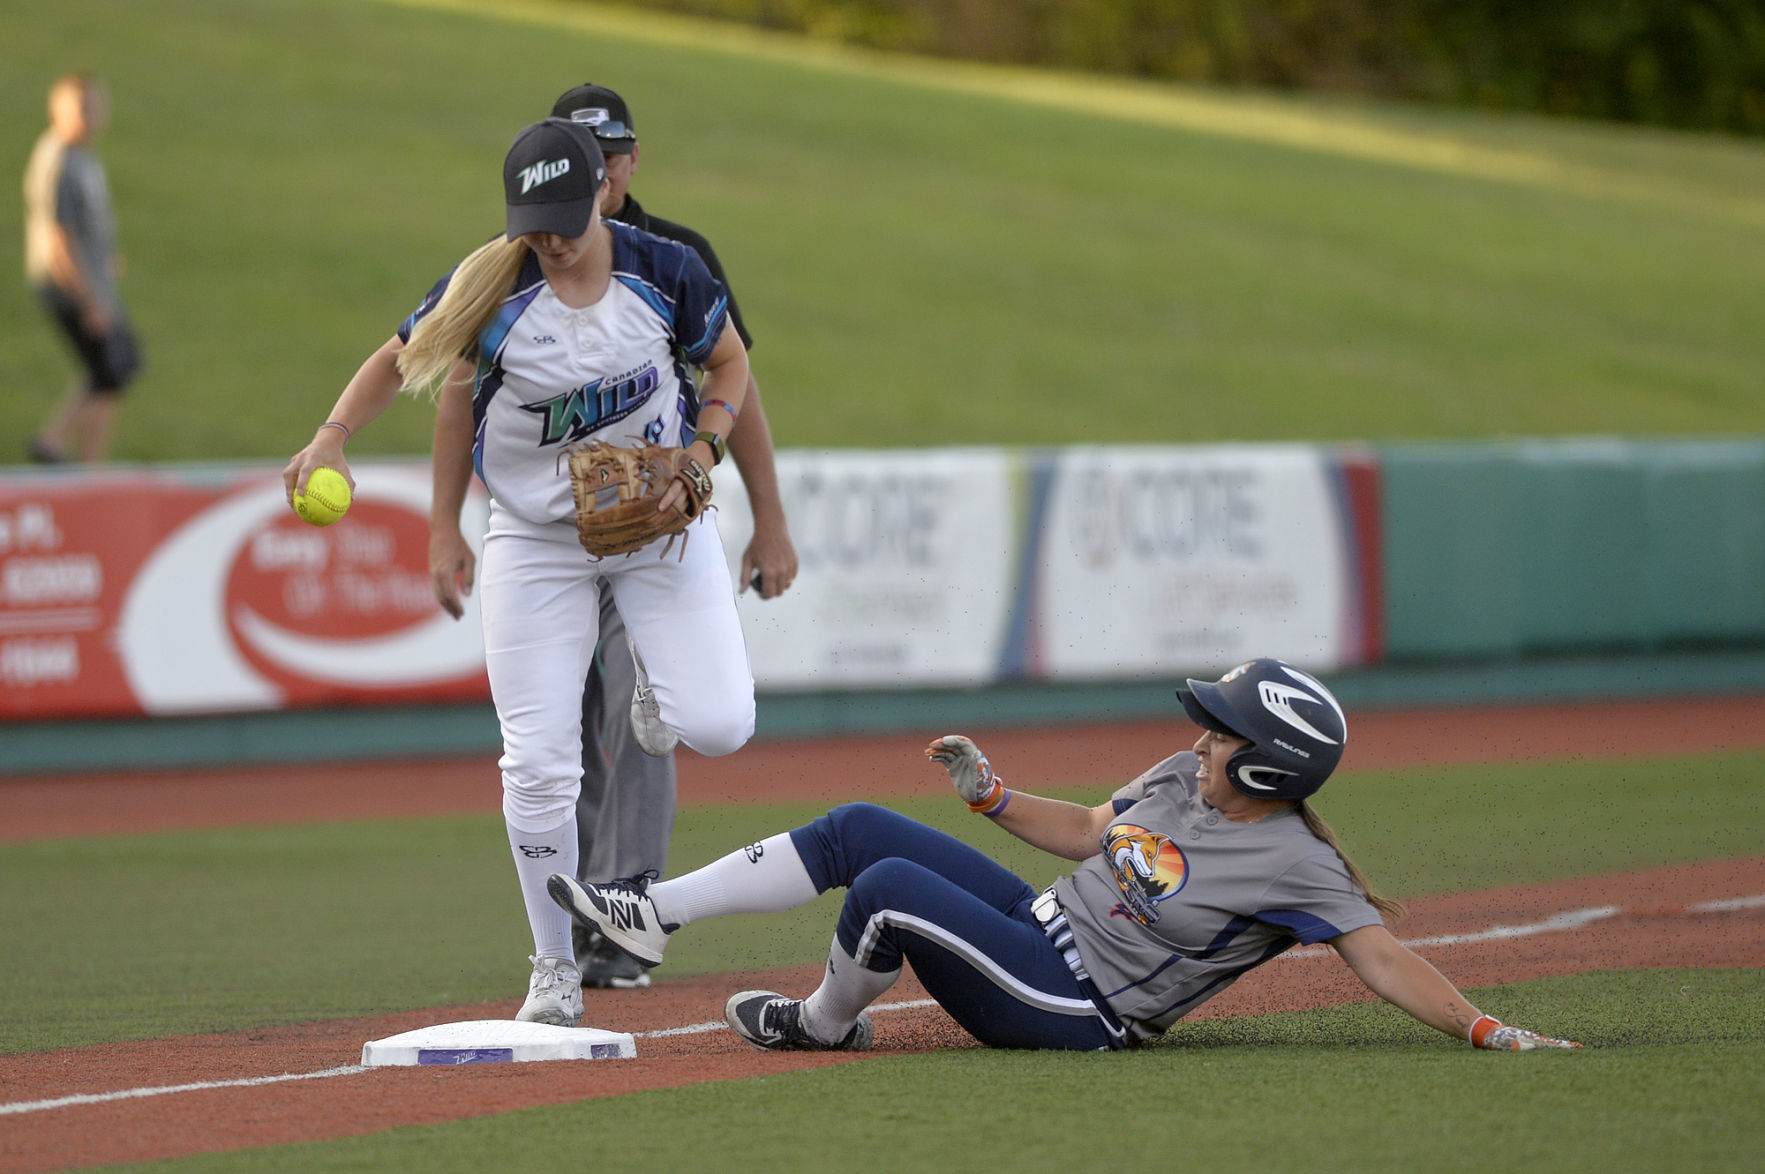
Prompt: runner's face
<box><xmin>1193</xmin><ymin>728</ymin><xmax>1251</xmax><ymax>808</ymax></box>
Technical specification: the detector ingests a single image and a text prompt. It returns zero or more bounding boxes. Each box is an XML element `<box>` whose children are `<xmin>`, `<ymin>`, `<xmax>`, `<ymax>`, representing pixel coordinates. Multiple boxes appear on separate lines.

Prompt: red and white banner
<box><xmin>3</xmin><ymin>446</ymin><xmax>1382</xmax><ymax>720</ymax></box>
<box><xmin>0</xmin><ymin>463</ymin><xmax>489</xmax><ymax>719</ymax></box>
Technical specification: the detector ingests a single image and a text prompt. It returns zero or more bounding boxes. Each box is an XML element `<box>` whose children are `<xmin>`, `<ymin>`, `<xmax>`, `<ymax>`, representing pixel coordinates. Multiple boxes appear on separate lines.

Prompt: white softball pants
<box><xmin>479</xmin><ymin>502</ymin><xmax>756</xmax><ymax>833</ymax></box>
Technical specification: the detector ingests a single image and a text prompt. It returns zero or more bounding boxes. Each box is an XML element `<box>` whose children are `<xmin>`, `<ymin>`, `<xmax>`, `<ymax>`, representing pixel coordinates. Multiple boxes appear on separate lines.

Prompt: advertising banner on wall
<box><xmin>1001</xmin><ymin>446</ymin><xmax>1381</xmax><ymax>680</ymax></box>
<box><xmin>3</xmin><ymin>444</ymin><xmax>1379</xmax><ymax>719</ymax></box>
<box><xmin>711</xmin><ymin>449</ymin><xmax>1020</xmax><ymax>689</ymax></box>
<box><xmin>0</xmin><ymin>463</ymin><xmax>490</xmax><ymax>719</ymax></box>
<box><xmin>713</xmin><ymin>445</ymin><xmax>1379</xmax><ymax>689</ymax></box>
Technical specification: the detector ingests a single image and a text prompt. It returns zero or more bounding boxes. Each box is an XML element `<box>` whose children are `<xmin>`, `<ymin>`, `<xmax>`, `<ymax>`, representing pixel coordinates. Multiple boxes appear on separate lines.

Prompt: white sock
<box><xmin>800</xmin><ymin>940</ymin><xmax>897</xmax><ymax>1044</ymax></box>
<box><xmin>648</xmin><ymin>833</ymin><xmax>817</xmax><ymax>927</ymax></box>
<box><xmin>506</xmin><ymin>817</ymin><xmax>578</xmax><ymax>964</ymax></box>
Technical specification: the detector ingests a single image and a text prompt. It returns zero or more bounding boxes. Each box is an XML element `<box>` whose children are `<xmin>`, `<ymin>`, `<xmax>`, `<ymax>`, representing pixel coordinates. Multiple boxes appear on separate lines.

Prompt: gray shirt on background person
<box><xmin>24</xmin><ymin>131</ymin><xmax>119</xmax><ymax>310</ymax></box>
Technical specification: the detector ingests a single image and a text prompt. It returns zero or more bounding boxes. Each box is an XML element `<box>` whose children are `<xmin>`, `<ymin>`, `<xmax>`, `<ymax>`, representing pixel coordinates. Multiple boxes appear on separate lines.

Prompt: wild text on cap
<box><xmin>519</xmin><ymin>158</ymin><xmax>570</xmax><ymax>194</ymax></box>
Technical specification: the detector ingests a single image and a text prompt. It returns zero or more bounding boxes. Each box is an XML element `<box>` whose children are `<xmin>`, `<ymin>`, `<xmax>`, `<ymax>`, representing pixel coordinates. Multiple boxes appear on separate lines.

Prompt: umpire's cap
<box><xmin>551</xmin><ymin>83</ymin><xmax>638</xmax><ymax>153</ymax></box>
<box><xmin>1176</xmin><ymin>658</ymin><xmax>1346</xmax><ymax>801</ymax></box>
<box><xmin>503</xmin><ymin>118</ymin><xmax>607</xmax><ymax>240</ymax></box>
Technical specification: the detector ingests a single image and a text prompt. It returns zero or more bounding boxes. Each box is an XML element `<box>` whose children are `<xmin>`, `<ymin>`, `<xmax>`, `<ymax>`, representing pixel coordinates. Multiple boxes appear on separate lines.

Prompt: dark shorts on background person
<box><xmin>35</xmin><ymin>283</ymin><xmax>142</xmax><ymax>393</ymax></box>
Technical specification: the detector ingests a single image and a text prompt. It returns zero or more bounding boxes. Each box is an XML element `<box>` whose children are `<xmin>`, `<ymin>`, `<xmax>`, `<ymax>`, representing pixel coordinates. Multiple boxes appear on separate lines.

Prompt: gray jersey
<box><xmin>23</xmin><ymin>132</ymin><xmax>119</xmax><ymax>308</ymax></box>
<box><xmin>1053</xmin><ymin>751</ymin><xmax>1382</xmax><ymax>1042</ymax></box>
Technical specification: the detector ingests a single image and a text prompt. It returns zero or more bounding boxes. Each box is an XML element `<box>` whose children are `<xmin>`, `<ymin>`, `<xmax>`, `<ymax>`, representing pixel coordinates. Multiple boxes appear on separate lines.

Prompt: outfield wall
<box><xmin>1382</xmin><ymin>439</ymin><xmax>1765</xmax><ymax>656</ymax></box>
<box><xmin>2</xmin><ymin>438</ymin><xmax>1761</xmax><ymax>770</ymax></box>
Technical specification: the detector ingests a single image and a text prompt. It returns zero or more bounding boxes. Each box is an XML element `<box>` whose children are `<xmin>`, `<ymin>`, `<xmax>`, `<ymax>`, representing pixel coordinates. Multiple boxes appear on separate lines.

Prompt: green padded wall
<box><xmin>1382</xmin><ymin>439</ymin><xmax>1765</xmax><ymax>659</ymax></box>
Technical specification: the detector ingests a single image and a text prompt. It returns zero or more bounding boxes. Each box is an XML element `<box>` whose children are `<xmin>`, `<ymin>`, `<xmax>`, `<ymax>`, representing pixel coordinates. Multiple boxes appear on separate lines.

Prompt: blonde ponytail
<box><xmin>396</xmin><ymin>237</ymin><xmax>529</xmax><ymax>399</ymax></box>
<box><xmin>1297</xmin><ymin>800</ymin><xmax>1406</xmax><ymax>922</ymax></box>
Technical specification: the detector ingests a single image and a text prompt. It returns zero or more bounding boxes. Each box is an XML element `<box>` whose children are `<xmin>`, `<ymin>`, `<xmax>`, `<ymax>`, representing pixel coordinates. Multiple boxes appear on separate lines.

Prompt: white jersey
<box><xmin>400</xmin><ymin>221</ymin><xmax>729</xmax><ymax>524</ymax></box>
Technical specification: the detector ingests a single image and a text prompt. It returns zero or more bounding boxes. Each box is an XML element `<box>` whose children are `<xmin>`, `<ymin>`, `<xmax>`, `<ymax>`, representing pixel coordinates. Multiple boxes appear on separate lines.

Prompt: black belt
<box><xmin>1031</xmin><ymin>887</ymin><xmax>1128</xmax><ymax>1045</ymax></box>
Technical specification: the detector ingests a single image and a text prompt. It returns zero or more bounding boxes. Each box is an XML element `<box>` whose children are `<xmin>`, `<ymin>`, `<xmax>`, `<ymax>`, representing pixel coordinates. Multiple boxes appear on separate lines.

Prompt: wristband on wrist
<box><xmin>967</xmin><ymin>786</ymin><xmax>1010</xmax><ymax>817</ymax></box>
<box><xmin>693</xmin><ymin>429</ymin><xmax>727</xmax><ymax>466</ymax></box>
<box><xmin>1468</xmin><ymin>1015</ymin><xmax>1500</xmax><ymax>1047</ymax></box>
<box><xmin>318</xmin><ymin>420</ymin><xmax>351</xmax><ymax>442</ymax></box>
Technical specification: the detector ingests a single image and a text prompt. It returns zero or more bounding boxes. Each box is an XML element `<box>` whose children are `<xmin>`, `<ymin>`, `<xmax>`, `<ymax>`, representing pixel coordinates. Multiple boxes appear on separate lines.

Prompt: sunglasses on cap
<box><xmin>565</xmin><ymin>108</ymin><xmax>636</xmax><ymax>141</ymax></box>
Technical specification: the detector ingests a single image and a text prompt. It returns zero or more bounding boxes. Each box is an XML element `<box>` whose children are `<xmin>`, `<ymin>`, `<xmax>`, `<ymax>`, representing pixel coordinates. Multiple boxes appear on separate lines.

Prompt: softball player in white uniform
<box><xmin>286</xmin><ymin>118</ymin><xmax>755</xmax><ymax>1027</ymax></box>
<box><xmin>550</xmin><ymin>660</ymin><xmax>1580</xmax><ymax>1053</ymax></box>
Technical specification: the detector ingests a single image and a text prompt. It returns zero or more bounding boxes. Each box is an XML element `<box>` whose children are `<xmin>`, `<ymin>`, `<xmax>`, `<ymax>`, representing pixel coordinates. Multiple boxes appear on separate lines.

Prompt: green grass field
<box><xmin>7</xmin><ymin>752</ymin><xmax>1763</xmax><ymax>1055</ymax></box>
<box><xmin>108</xmin><ymin>971</ymin><xmax>1765</xmax><ymax>1174</ymax></box>
<box><xmin>4</xmin><ymin>0</ymin><xmax>1765</xmax><ymax>463</ymax></box>
<box><xmin>4</xmin><ymin>2</ymin><xmax>1763</xmax><ymax>1168</ymax></box>
<box><xmin>5</xmin><ymin>753</ymin><xmax>1764</xmax><ymax>1172</ymax></box>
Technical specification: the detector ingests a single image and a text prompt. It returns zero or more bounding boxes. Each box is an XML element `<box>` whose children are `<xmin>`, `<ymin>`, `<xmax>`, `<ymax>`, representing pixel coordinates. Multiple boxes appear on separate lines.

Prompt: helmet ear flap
<box><xmin>1225</xmin><ymin>743</ymin><xmax>1312</xmax><ymax>800</ymax></box>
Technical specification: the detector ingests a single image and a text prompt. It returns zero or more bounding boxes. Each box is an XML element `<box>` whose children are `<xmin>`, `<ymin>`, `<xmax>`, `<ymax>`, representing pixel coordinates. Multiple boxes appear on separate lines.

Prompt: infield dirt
<box><xmin>3</xmin><ymin>695</ymin><xmax>1764</xmax><ymax>1172</ymax></box>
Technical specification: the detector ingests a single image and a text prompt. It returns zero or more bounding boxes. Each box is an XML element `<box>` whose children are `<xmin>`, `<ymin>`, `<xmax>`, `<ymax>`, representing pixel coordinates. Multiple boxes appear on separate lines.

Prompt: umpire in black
<box><xmin>549</xmin><ymin>83</ymin><xmax>797</xmax><ymax>987</ymax></box>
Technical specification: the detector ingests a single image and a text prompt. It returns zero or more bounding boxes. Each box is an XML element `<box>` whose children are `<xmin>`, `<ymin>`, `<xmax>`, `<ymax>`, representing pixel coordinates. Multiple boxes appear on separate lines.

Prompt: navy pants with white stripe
<box><xmin>788</xmin><ymin>803</ymin><xmax>1118</xmax><ymax>1051</ymax></box>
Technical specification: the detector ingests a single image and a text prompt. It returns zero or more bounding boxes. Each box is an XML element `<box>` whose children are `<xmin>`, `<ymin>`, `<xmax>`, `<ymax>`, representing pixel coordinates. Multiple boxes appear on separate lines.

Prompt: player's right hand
<box><xmin>429</xmin><ymin>527</ymin><xmax>476</xmax><ymax>620</ymax></box>
<box><xmin>283</xmin><ymin>432</ymin><xmax>355</xmax><ymax>506</ymax></box>
<box><xmin>925</xmin><ymin>735</ymin><xmax>1006</xmax><ymax>813</ymax></box>
<box><xmin>1469</xmin><ymin>1016</ymin><xmax>1582</xmax><ymax>1050</ymax></box>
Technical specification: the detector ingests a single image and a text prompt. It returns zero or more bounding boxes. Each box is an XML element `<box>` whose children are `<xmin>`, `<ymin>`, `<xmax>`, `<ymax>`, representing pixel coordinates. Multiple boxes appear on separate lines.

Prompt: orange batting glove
<box><xmin>1469</xmin><ymin>1016</ymin><xmax>1582</xmax><ymax>1051</ymax></box>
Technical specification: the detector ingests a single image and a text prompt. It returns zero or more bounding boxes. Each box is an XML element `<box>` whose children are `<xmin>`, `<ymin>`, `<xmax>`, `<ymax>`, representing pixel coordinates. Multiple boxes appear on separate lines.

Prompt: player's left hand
<box><xmin>740</xmin><ymin>515</ymin><xmax>798</xmax><ymax>599</ymax></box>
<box><xmin>925</xmin><ymin>736</ymin><xmax>1007</xmax><ymax>814</ymax></box>
<box><xmin>1469</xmin><ymin>1016</ymin><xmax>1582</xmax><ymax>1050</ymax></box>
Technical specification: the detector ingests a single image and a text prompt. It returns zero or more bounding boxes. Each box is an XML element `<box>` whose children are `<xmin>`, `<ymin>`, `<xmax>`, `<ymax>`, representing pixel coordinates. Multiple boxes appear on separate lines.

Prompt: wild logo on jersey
<box><xmin>1102</xmin><ymin>822</ymin><xmax>1189</xmax><ymax>925</ymax></box>
<box><xmin>521</xmin><ymin>363</ymin><xmax>661</xmax><ymax>446</ymax></box>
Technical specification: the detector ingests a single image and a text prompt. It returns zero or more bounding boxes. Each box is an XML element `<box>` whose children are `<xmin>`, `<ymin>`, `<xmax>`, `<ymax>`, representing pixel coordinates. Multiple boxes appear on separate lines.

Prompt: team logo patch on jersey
<box><xmin>1102</xmin><ymin>823</ymin><xmax>1188</xmax><ymax>925</ymax></box>
<box><xmin>521</xmin><ymin>363</ymin><xmax>662</xmax><ymax>446</ymax></box>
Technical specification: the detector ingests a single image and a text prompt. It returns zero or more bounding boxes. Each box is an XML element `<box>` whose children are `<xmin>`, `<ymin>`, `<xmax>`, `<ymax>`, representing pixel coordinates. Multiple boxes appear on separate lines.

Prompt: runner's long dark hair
<box><xmin>1297</xmin><ymin>801</ymin><xmax>1407</xmax><ymax>921</ymax></box>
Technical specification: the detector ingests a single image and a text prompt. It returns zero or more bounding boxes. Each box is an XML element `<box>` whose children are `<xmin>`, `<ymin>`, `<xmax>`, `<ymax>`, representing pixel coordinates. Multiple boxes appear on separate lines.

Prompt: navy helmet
<box><xmin>1176</xmin><ymin>658</ymin><xmax>1347</xmax><ymax>801</ymax></box>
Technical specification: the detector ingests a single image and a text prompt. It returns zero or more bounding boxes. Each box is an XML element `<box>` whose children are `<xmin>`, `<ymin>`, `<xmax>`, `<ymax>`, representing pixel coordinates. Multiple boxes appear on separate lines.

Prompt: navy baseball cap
<box><xmin>503</xmin><ymin>118</ymin><xmax>608</xmax><ymax>240</ymax></box>
<box><xmin>550</xmin><ymin>83</ymin><xmax>638</xmax><ymax>154</ymax></box>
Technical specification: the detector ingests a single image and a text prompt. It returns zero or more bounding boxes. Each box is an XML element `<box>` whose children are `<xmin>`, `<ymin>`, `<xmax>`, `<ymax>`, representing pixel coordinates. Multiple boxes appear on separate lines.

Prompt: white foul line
<box><xmin>0</xmin><ymin>1065</ymin><xmax>369</xmax><ymax>1117</ymax></box>
<box><xmin>3</xmin><ymin>897</ymin><xmax>1758</xmax><ymax>1117</ymax></box>
<box><xmin>1693</xmin><ymin>894</ymin><xmax>1765</xmax><ymax>912</ymax></box>
<box><xmin>1402</xmin><ymin>905</ymin><xmax>1621</xmax><ymax>948</ymax></box>
<box><xmin>0</xmin><ymin>1000</ymin><xmax>943</xmax><ymax>1115</ymax></box>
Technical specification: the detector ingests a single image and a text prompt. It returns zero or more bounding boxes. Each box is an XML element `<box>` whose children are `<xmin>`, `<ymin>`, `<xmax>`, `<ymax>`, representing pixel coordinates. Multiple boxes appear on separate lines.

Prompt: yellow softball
<box><xmin>293</xmin><ymin>466</ymin><xmax>352</xmax><ymax>526</ymax></box>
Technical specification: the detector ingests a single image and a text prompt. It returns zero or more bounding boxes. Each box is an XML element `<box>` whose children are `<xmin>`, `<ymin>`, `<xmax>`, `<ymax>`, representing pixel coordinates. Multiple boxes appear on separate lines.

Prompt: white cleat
<box><xmin>548</xmin><ymin>872</ymin><xmax>673</xmax><ymax>967</ymax></box>
<box><xmin>515</xmin><ymin>954</ymin><xmax>583</xmax><ymax>1027</ymax></box>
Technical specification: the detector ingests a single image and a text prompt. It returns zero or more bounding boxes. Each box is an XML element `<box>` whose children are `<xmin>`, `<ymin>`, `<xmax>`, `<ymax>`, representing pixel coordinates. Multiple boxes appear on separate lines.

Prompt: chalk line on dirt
<box><xmin>0</xmin><ymin>1065</ymin><xmax>370</xmax><ymax>1117</ymax></box>
<box><xmin>3</xmin><ymin>898</ymin><xmax>1757</xmax><ymax>1119</ymax></box>
<box><xmin>1281</xmin><ymin>893</ymin><xmax>1757</xmax><ymax>958</ymax></box>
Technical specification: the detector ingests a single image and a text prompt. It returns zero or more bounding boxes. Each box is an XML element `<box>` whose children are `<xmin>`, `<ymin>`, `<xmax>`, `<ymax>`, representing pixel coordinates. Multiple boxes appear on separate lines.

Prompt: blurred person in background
<box><xmin>427</xmin><ymin>82</ymin><xmax>797</xmax><ymax>992</ymax></box>
<box><xmin>23</xmin><ymin>72</ymin><xmax>141</xmax><ymax>464</ymax></box>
